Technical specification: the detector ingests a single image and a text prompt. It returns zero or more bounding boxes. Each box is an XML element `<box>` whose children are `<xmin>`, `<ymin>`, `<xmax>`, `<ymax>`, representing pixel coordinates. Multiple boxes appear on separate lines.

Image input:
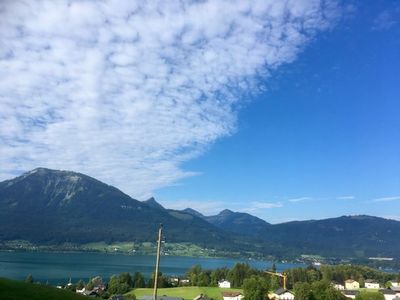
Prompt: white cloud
<box><xmin>371</xmin><ymin>196</ymin><xmax>400</xmax><ymax>203</ymax></box>
<box><xmin>241</xmin><ymin>201</ymin><xmax>283</xmax><ymax>213</ymax></box>
<box><xmin>336</xmin><ymin>196</ymin><xmax>355</xmax><ymax>200</ymax></box>
<box><xmin>287</xmin><ymin>197</ymin><xmax>312</xmax><ymax>202</ymax></box>
<box><xmin>0</xmin><ymin>0</ymin><xmax>341</xmax><ymax>199</ymax></box>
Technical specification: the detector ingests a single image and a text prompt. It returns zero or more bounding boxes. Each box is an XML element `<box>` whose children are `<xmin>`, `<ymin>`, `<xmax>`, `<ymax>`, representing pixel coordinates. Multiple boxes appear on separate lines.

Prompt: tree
<box><xmin>197</xmin><ymin>271</ymin><xmax>211</xmax><ymax>286</ymax></box>
<box><xmin>270</xmin><ymin>275</ymin><xmax>280</xmax><ymax>291</ymax></box>
<box><xmin>311</xmin><ymin>281</ymin><xmax>346</xmax><ymax>300</ymax></box>
<box><xmin>108</xmin><ymin>275</ymin><xmax>131</xmax><ymax>295</ymax></box>
<box><xmin>133</xmin><ymin>272</ymin><xmax>146</xmax><ymax>288</ymax></box>
<box><xmin>243</xmin><ymin>276</ymin><xmax>269</xmax><ymax>300</ymax></box>
<box><xmin>119</xmin><ymin>273</ymin><xmax>133</xmax><ymax>287</ymax></box>
<box><xmin>294</xmin><ymin>282</ymin><xmax>313</xmax><ymax>300</ymax></box>
<box><xmin>355</xmin><ymin>291</ymin><xmax>384</xmax><ymax>300</ymax></box>
<box><xmin>211</xmin><ymin>268</ymin><xmax>229</xmax><ymax>286</ymax></box>
<box><xmin>147</xmin><ymin>272</ymin><xmax>170</xmax><ymax>288</ymax></box>
<box><xmin>25</xmin><ymin>274</ymin><xmax>33</xmax><ymax>284</ymax></box>
<box><xmin>186</xmin><ymin>265</ymin><xmax>202</xmax><ymax>286</ymax></box>
<box><xmin>227</xmin><ymin>263</ymin><xmax>255</xmax><ymax>288</ymax></box>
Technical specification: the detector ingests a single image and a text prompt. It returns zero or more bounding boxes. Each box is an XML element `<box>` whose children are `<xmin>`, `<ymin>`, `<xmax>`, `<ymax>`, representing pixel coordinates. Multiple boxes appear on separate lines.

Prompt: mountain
<box><xmin>143</xmin><ymin>197</ymin><xmax>165</xmax><ymax>210</ymax></box>
<box><xmin>1</xmin><ymin>168</ymin><xmax>400</xmax><ymax>259</ymax></box>
<box><xmin>0</xmin><ymin>168</ymin><xmax>228</xmax><ymax>246</ymax></box>
<box><xmin>205</xmin><ymin>209</ymin><xmax>271</xmax><ymax>236</ymax></box>
<box><xmin>182</xmin><ymin>208</ymin><xmax>205</xmax><ymax>219</ymax></box>
<box><xmin>269</xmin><ymin>215</ymin><xmax>400</xmax><ymax>258</ymax></box>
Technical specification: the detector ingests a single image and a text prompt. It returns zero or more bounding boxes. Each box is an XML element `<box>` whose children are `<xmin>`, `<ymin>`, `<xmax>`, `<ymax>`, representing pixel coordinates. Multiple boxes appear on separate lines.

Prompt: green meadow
<box><xmin>127</xmin><ymin>286</ymin><xmax>243</xmax><ymax>300</ymax></box>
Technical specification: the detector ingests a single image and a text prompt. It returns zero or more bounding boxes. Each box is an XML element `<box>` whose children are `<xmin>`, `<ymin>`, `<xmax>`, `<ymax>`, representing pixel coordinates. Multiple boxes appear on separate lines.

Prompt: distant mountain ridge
<box><xmin>1</xmin><ymin>168</ymin><xmax>400</xmax><ymax>259</ymax></box>
<box><xmin>0</xmin><ymin>168</ymin><xmax>228</xmax><ymax>246</ymax></box>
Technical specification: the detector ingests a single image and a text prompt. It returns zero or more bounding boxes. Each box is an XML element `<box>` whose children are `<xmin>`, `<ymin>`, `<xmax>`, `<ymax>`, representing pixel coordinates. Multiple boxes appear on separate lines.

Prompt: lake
<box><xmin>0</xmin><ymin>251</ymin><xmax>304</xmax><ymax>285</ymax></box>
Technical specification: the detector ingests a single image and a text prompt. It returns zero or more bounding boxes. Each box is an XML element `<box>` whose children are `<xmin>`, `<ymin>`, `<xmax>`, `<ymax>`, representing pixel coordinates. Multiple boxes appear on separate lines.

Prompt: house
<box><xmin>218</xmin><ymin>280</ymin><xmax>231</xmax><ymax>288</ymax></box>
<box><xmin>390</xmin><ymin>282</ymin><xmax>400</xmax><ymax>288</ymax></box>
<box><xmin>341</xmin><ymin>290</ymin><xmax>359</xmax><ymax>299</ymax></box>
<box><xmin>180</xmin><ymin>279</ymin><xmax>190</xmax><ymax>285</ymax></box>
<box><xmin>332</xmin><ymin>282</ymin><xmax>345</xmax><ymax>290</ymax></box>
<box><xmin>380</xmin><ymin>289</ymin><xmax>399</xmax><ymax>300</ymax></box>
<box><xmin>365</xmin><ymin>279</ymin><xmax>380</xmax><ymax>289</ymax></box>
<box><xmin>76</xmin><ymin>287</ymin><xmax>86</xmax><ymax>294</ymax></box>
<box><xmin>345</xmin><ymin>279</ymin><xmax>360</xmax><ymax>290</ymax></box>
<box><xmin>268</xmin><ymin>288</ymin><xmax>295</xmax><ymax>300</ymax></box>
<box><xmin>222</xmin><ymin>291</ymin><xmax>244</xmax><ymax>300</ymax></box>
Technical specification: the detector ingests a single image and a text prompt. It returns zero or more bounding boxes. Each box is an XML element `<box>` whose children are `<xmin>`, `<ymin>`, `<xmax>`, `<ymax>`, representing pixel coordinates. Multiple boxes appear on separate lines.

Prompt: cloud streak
<box><xmin>242</xmin><ymin>201</ymin><xmax>283</xmax><ymax>213</ymax></box>
<box><xmin>0</xmin><ymin>0</ymin><xmax>341</xmax><ymax>198</ymax></box>
<box><xmin>371</xmin><ymin>196</ymin><xmax>400</xmax><ymax>203</ymax></box>
<box><xmin>336</xmin><ymin>196</ymin><xmax>355</xmax><ymax>200</ymax></box>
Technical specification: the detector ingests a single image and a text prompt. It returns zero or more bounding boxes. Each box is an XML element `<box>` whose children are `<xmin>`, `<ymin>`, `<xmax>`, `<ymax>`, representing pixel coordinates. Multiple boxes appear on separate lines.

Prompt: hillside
<box><xmin>269</xmin><ymin>215</ymin><xmax>400</xmax><ymax>258</ymax></box>
<box><xmin>0</xmin><ymin>168</ymin><xmax>229</xmax><ymax>247</ymax></box>
<box><xmin>204</xmin><ymin>209</ymin><xmax>271</xmax><ymax>237</ymax></box>
<box><xmin>0</xmin><ymin>277</ymin><xmax>87</xmax><ymax>300</ymax></box>
<box><xmin>1</xmin><ymin>168</ymin><xmax>400</xmax><ymax>259</ymax></box>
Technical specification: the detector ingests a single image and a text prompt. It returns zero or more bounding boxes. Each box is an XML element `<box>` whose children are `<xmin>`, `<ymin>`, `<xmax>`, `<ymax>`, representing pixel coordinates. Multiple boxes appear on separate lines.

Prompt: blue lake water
<box><xmin>0</xmin><ymin>251</ymin><xmax>304</xmax><ymax>285</ymax></box>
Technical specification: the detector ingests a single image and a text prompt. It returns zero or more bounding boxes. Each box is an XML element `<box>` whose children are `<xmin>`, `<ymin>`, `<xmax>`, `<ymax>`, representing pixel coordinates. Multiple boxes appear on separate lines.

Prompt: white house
<box><xmin>218</xmin><ymin>280</ymin><xmax>231</xmax><ymax>288</ymax></box>
<box><xmin>222</xmin><ymin>292</ymin><xmax>243</xmax><ymax>300</ymax></box>
<box><xmin>345</xmin><ymin>279</ymin><xmax>360</xmax><ymax>290</ymax></box>
<box><xmin>365</xmin><ymin>279</ymin><xmax>380</xmax><ymax>289</ymax></box>
<box><xmin>180</xmin><ymin>279</ymin><xmax>190</xmax><ymax>285</ymax></box>
<box><xmin>332</xmin><ymin>282</ymin><xmax>345</xmax><ymax>290</ymax></box>
<box><xmin>268</xmin><ymin>288</ymin><xmax>295</xmax><ymax>300</ymax></box>
<box><xmin>390</xmin><ymin>282</ymin><xmax>400</xmax><ymax>288</ymax></box>
<box><xmin>380</xmin><ymin>289</ymin><xmax>399</xmax><ymax>300</ymax></box>
<box><xmin>76</xmin><ymin>287</ymin><xmax>86</xmax><ymax>294</ymax></box>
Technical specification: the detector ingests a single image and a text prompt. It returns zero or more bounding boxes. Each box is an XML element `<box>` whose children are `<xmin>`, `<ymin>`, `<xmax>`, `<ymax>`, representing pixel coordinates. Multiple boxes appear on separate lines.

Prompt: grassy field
<box><xmin>127</xmin><ymin>286</ymin><xmax>243</xmax><ymax>300</ymax></box>
<box><xmin>0</xmin><ymin>277</ymin><xmax>88</xmax><ymax>300</ymax></box>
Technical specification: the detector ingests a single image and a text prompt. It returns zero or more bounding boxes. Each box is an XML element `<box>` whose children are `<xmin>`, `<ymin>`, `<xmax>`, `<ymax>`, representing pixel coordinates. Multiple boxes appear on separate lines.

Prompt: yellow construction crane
<box><xmin>265</xmin><ymin>271</ymin><xmax>287</xmax><ymax>290</ymax></box>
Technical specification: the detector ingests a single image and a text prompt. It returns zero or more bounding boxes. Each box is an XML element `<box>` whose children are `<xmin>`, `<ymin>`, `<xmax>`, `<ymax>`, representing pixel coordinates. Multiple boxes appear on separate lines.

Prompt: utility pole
<box><xmin>153</xmin><ymin>224</ymin><xmax>163</xmax><ymax>300</ymax></box>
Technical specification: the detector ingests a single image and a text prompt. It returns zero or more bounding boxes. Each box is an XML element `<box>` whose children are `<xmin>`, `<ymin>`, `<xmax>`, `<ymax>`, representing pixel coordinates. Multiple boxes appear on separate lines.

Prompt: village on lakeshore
<box><xmin>36</xmin><ymin>264</ymin><xmax>400</xmax><ymax>300</ymax></box>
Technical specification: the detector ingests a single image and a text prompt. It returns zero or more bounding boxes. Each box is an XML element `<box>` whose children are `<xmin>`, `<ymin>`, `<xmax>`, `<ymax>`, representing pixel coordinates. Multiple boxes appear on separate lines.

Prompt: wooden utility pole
<box><xmin>153</xmin><ymin>224</ymin><xmax>163</xmax><ymax>300</ymax></box>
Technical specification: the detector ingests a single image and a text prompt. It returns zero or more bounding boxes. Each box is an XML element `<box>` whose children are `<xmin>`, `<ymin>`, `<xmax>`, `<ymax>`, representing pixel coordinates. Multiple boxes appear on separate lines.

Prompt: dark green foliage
<box><xmin>0</xmin><ymin>277</ymin><xmax>88</xmax><ymax>300</ymax></box>
<box><xmin>294</xmin><ymin>282</ymin><xmax>313</xmax><ymax>300</ymax></box>
<box><xmin>108</xmin><ymin>275</ymin><xmax>131</xmax><ymax>295</ymax></box>
<box><xmin>286</xmin><ymin>267</ymin><xmax>322</xmax><ymax>288</ymax></box>
<box><xmin>227</xmin><ymin>263</ymin><xmax>257</xmax><ymax>288</ymax></box>
<box><xmin>319</xmin><ymin>265</ymin><xmax>396</xmax><ymax>286</ymax></box>
<box><xmin>133</xmin><ymin>272</ymin><xmax>146</xmax><ymax>288</ymax></box>
<box><xmin>147</xmin><ymin>272</ymin><xmax>171</xmax><ymax>288</ymax></box>
<box><xmin>243</xmin><ymin>275</ymin><xmax>269</xmax><ymax>300</ymax></box>
<box><xmin>310</xmin><ymin>281</ymin><xmax>346</xmax><ymax>300</ymax></box>
<box><xmin>210</xmin><ymin>268</ymin><xmax>229</xmax><ymax>286</ymax></box>
<box><xmin>355</xmin><ymin>291</ymin><xmax>384</xmax><ymax>300</ymax></box>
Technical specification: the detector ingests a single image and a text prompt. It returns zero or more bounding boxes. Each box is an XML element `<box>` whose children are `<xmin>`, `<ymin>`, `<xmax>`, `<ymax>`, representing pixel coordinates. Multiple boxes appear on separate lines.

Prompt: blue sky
<box><xmin>157</xmin><ymin>0</ymin><xmax>400</xmax><ymax>222</ymax></box>
<box><xmin>0</xmin><ymin>1</ymin><xmax>399</xmax><ymax>223</ymax></box>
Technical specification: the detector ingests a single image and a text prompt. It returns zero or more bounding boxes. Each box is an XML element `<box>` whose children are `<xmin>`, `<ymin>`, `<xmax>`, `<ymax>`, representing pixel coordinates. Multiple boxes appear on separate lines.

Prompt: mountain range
<box><xmin>1</xmin><ymin>168</ymin><xmax>400</xmax><ymax>259</ymax></box>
